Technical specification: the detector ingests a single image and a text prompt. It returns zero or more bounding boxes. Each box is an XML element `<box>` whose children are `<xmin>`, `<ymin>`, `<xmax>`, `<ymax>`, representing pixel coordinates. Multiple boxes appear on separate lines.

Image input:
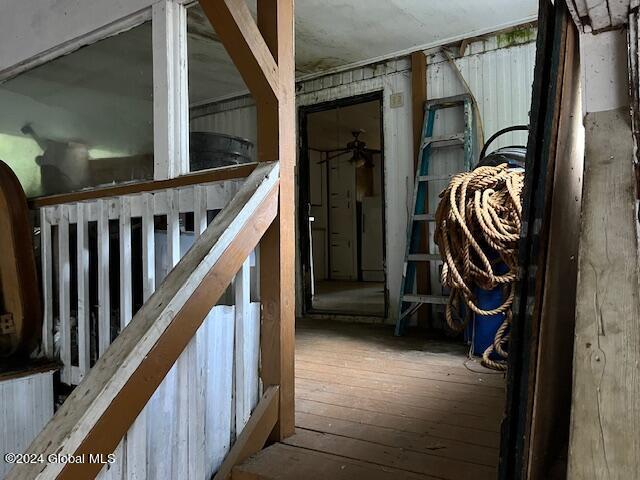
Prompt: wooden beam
<box><xmin>526</xmin><ymin>15</ymin><xmax>582</xmax><ymax>479</ymax></box>
<box><xmin>411</xmin><ymin>51</ymin><xmax>426</xmax><ymax>169</ymax></box>
<box><xmin>199</xmin><ymin>0</ymin><xmax>279</xmax><ymax>103</ymax></box>
<box><xmin>7</xmin><ymin>162</ymin><xmax>280</xmax><ymax>480</ymax></box>
<box><xmin>213</xmin><ymin>386</ymin><xmax>280</xmax><ymax>480</ymax></box>
<box><xmin>29</xmin><ymin>163</ymin><xmax>256</xmax><ymax>208</ymax></box>
<box><xmin>256</xmin><ymin>0</ymin><xmax>296</xmax><ymax>441</ymax></box>
<box><xmin>410</xmin><ymin>51</ymin><xmax>430</xmax><ymax>328</ymax></box>
<box><xmin>567</xmin><ymin>108</ymin><xmax>640</xmax><ymax>478</ymax></box>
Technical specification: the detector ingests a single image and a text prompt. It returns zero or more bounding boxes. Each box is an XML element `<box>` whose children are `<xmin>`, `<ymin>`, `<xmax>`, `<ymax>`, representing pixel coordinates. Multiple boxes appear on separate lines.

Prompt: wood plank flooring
<box><xmin>233</xmin><ymin>319</ymin><xmax>505</xmax><ymax>480</ymax></box>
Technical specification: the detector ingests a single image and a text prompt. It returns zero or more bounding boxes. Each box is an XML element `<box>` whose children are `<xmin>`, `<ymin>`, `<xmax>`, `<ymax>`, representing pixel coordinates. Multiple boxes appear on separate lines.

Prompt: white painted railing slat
<box><xmin>119</xmin><ymin>197</ymin><xmax>133</xmax><ymax>330</ymax></box>
<box><xmin>39</xmin><ymin>178</ymin><xmax>246</xmax><ymax>387</ymax></box>
<box><xmin>234</xmin><ymin>258</ymin><xmax>252</xmax><ymax>434</ymax></box>
<box><xmin>98</xmin><ymin>199</ymin><xmax>111</xmax><ymax>357</ymax></box>
<box><xmin>40</xmin><ymin>209</ymin><xmax>54</xmax><ymax>357</ymax></box>
<box><xmin>142</xmin><ymin>193</ymin><xmax>156</xmax><ymax>302</ymax></box>
<box><xmin>76</xmin><ymin>202</ymin><xmax>91</xmax><ymax>380</ymax></box>
<box><xmin>57</xmin><ymin>205</ymin><xmax>71</xmax><ymax>384</ymax></box>
<box><xmin>168</xmin><ymin>189</ymin><xmax>181</xmax><ymax>269</ymax></box>
<box><xmin>195</xmin><ymin>185</ymin><xmax>208</xmax><ymax>237</ymax></box>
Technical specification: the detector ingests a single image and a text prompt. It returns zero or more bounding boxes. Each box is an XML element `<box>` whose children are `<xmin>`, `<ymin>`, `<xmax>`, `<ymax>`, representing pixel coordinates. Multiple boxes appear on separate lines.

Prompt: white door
<box><xmin>309</xmin><ymin>150</ymin><xmax>328</xmax><ymax>282</ymax></box>
<box><xmin>328</xmin><ymin>157</ymin><xmax>357</xmax><ymax>280</ymax></box>
<box><xmin>361</xmin><ymin>196</ymin><xmax>384</xmax><ymax>281</ymax></box>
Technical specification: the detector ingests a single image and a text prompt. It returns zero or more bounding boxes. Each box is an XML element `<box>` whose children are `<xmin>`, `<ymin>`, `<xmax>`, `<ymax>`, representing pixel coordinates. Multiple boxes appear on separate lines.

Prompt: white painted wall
<box><xmin>0</xmin><ymin>372</ymin><xmax>54</xmax><ymax>478</ymax></box>
<box><xmin>580</xmin><ymin>29</ymin><xmax>630</xmax><ymax>113</ymax></box>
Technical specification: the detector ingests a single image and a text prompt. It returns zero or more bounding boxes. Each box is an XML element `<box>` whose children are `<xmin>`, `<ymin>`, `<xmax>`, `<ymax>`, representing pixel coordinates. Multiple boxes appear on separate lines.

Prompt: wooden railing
<box><xmin>10</xmin><ymin>0</ymin><xmax>295</xmax><ymax>476</ymax></box>
<box><xmin>38</xmin><ymin>174</ymin><xmax>246</xmax><ymax>384</ymax></box>
<box><xmin>8</xmin><ymin>162</ymin><xmax>280</xmax><ymax>479</ymax></box>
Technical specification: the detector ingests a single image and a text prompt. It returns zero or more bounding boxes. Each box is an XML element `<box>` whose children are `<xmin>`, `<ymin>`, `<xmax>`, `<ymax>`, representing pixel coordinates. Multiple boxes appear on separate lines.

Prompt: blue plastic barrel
<box><xmin>470</xmin><ymin>252</ymin><xmax>509</xmax><ymax>357</ymax></box>
<box><xmin>471</xmin><ymin>285</ymin><xmax>505</xmax><ymax>357</ymax></box>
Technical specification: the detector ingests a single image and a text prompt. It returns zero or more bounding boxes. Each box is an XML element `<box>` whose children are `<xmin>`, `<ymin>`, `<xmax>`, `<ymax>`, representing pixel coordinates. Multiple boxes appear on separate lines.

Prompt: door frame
<box><xmin>298</xmin><ymin>91</ymin><xmax>388</xmax><ymax>317</ymax></box>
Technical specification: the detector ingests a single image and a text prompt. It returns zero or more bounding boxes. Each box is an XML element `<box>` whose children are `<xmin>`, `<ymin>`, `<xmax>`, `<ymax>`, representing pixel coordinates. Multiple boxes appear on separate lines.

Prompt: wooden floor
<box><xmin>312</xmin><ymin>280</ymin><xmax>385</xmax><ymax>316</ymax></box>
<box><xmin>234</xmin><ymin>319</ymin><xmax>505</xmax><ymax>480</ymax></box>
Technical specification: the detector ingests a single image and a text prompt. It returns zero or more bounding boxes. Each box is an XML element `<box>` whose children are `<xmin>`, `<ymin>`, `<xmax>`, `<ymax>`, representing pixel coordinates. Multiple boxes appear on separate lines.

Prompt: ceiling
<box><xmin>566</xmin><ymin>0</ymin><xmax>632</xmax><ymax>32</ymax></box>
<box><xmin>288</xmin><ymin>0</ymin><xmax>537</xmax><ymax>74</ymax></box>
<box><xmin>188</xmin><ymin>0</ymin><xmax>537</xmax><ymax>101</ymax></box>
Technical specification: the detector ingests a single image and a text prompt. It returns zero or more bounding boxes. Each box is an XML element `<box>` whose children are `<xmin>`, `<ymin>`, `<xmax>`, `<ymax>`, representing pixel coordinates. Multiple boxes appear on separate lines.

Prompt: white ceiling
<box><xmin>188</xmin><ymin>0</ymin><xmax>538</xmax><ymax>100</ymax></box>
<box><xmin>291</xmin><ymin>0</ymin><xmax>537</xmax><ymax>74</ymax></box>
<box><xmin>567</xmin><ymin>0</ymin><xmax>631</xmax><ymax>32</ymax></box>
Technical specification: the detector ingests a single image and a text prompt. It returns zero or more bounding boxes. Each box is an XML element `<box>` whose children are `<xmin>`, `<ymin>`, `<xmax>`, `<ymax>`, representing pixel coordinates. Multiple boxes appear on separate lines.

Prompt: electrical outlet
<box><xmin>390</xmin><ymin>92</ymin><xmax>404</xmax><ymax>108</ymax></box>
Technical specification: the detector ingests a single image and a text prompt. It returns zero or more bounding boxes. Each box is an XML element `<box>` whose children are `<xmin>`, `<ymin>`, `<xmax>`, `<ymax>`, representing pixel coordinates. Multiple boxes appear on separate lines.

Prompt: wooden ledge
<box><xmin>29</xmin><ymin>163</ymin><xmax>257</xmax><ymax>208</ymax></box>
<box><xmin>0</xmin><ymin>360</ymin><xmax>59</xmax><ymax>382</ymax></box>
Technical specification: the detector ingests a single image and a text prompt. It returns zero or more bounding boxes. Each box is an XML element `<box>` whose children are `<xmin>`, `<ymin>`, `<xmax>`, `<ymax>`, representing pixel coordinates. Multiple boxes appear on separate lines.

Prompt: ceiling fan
<box><xmin>316</xmin><ymin>130</ymin><xmax>381</xmax><ymax>169</ymax></box>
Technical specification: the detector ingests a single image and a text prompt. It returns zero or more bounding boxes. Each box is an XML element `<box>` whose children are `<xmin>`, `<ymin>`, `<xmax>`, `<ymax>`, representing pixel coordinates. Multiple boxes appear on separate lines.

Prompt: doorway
<box><xmin>299</xmin><ymin>92</ymin><xmax>387</xmax><ymax>317</ymax></box>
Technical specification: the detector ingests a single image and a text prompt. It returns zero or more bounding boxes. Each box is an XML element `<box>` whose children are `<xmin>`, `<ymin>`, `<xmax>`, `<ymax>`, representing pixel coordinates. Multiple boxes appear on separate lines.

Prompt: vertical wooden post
<box><xmin>257</xmin><ymin>0</ymin><xmax>296</xmax><ymax>441</ymax></box>
<box><xmin>152</xmin><ymin>0</ymin><xmax>189</xmax><ymax>180</ymax></box>
<box><xmin>41</xmin><ymin>209</ymin><xmax>54</xmax><ymax>357</ymax></box>
<box><xmin>199</xmin><ymin>0</ymin><xmax>295</xmax><ymax>441</ymax></box>
<box><xmin>568</xmin><ymin>112</ymin><xmax>639</xmax><ymax>479</ymax></box>
<box><xmin>411</xmin><ymin>52</ymin><xmax>427</xmax><ymax>166</ymax></box>
<box><xmin>411</xmin><ymin>51</ymin><xmax>430</xmax><ymax>327</ymax></box>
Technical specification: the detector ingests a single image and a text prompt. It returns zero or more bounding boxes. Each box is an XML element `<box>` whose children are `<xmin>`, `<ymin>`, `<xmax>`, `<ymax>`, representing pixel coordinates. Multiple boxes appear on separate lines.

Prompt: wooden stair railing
<box><xmin>7</xmin><ymin>161</ymin><xmax>280</xmax><ymax>480</ymax></box>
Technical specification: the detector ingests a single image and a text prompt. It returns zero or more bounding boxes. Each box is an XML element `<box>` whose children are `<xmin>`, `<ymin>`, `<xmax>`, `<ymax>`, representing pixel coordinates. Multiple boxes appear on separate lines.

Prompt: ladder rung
<box><xmin>418</xmin><ymin>174</ymin><xmax>454</xmax><ymax>182</ymax></box>
<box><xmin>408</xmin><ymin>253</ymin><xmax>441</xmax><ymax>262</ymax></box>
<box><xmin>413</xmin><ymin>214</ymin><xmax>435</xmax><ymax>222</ymax></box>
<box><xmin>402</xmin><ymin>294</ymin><xmax>449</xmax><ymax>305</ymax></box>
<box><xmin>425</xmin><ymin>94</ymin><xmax>471</xmax><ymax>110</ymax></box>
<box><xmin>424</xmin><ymin>133</ymin><xmax>464</xmax><ymax>149</ymax></box>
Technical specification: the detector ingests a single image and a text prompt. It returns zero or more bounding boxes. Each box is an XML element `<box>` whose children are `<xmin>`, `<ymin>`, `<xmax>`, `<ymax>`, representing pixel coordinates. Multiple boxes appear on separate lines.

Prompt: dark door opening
<box><xmin>299</xmin><ymin>92</ymin><xmax>387</xmax><ymax>317</ymax></box>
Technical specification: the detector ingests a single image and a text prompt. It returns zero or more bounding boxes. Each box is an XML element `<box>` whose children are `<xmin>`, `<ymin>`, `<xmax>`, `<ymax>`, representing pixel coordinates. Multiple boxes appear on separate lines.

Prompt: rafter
<box><xmin>199</xmin><ymin>0</ymin><xmax>280</xmax><ymax>102</ymax></box>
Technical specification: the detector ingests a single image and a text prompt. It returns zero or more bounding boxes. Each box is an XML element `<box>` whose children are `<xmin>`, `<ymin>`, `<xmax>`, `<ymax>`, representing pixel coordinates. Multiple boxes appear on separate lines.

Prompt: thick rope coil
<box><xmin>434</xmin><ymin>164</ymin><xmax>524</xmax><ymax>371</ymax></box>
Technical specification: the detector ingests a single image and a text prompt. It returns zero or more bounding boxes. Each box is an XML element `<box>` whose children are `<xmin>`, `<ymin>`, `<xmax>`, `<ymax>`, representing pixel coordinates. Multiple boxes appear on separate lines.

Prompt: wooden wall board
<box><xmin>499</xmin><ymin>2</ymin><xmax>573</xmax><ymax>477</ymax></box>
<box><xmin>526</xmin><ymin>10</ymin><xmax>583</xmax><ymax>479</ymax></box>
<box><xmin>567</xmin><ymin>108</ymin><xmax>640</xmax><ymax>479</ymax></box>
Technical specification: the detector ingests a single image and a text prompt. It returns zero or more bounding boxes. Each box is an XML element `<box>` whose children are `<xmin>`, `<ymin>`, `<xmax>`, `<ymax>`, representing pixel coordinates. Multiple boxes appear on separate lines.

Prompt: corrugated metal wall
<box><xmin>191</xmin><ymin>96</ymin><xmax>258</xmax><ymax>161</ymax></box>
<box><xmin>427</xmin><ymin>40</ymin><xmax>536</xmax><ymax>150</ymax></box>
<box><xmin>189</xmin><ymin>29</ymin><xmax>536</xmax><ymax>324</ymax></box>
<box><xmin>0</xmin><ymin>372</ymin><xmax>54</xmax><ymax>478</ymax></box>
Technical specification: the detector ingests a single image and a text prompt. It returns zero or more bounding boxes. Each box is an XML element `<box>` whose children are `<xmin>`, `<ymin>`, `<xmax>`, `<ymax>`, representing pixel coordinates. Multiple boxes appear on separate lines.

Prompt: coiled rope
<box><xmin>433</xmin><ymin>164</ymin><xmax>524</xmax><ymax>371</ymax></box>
